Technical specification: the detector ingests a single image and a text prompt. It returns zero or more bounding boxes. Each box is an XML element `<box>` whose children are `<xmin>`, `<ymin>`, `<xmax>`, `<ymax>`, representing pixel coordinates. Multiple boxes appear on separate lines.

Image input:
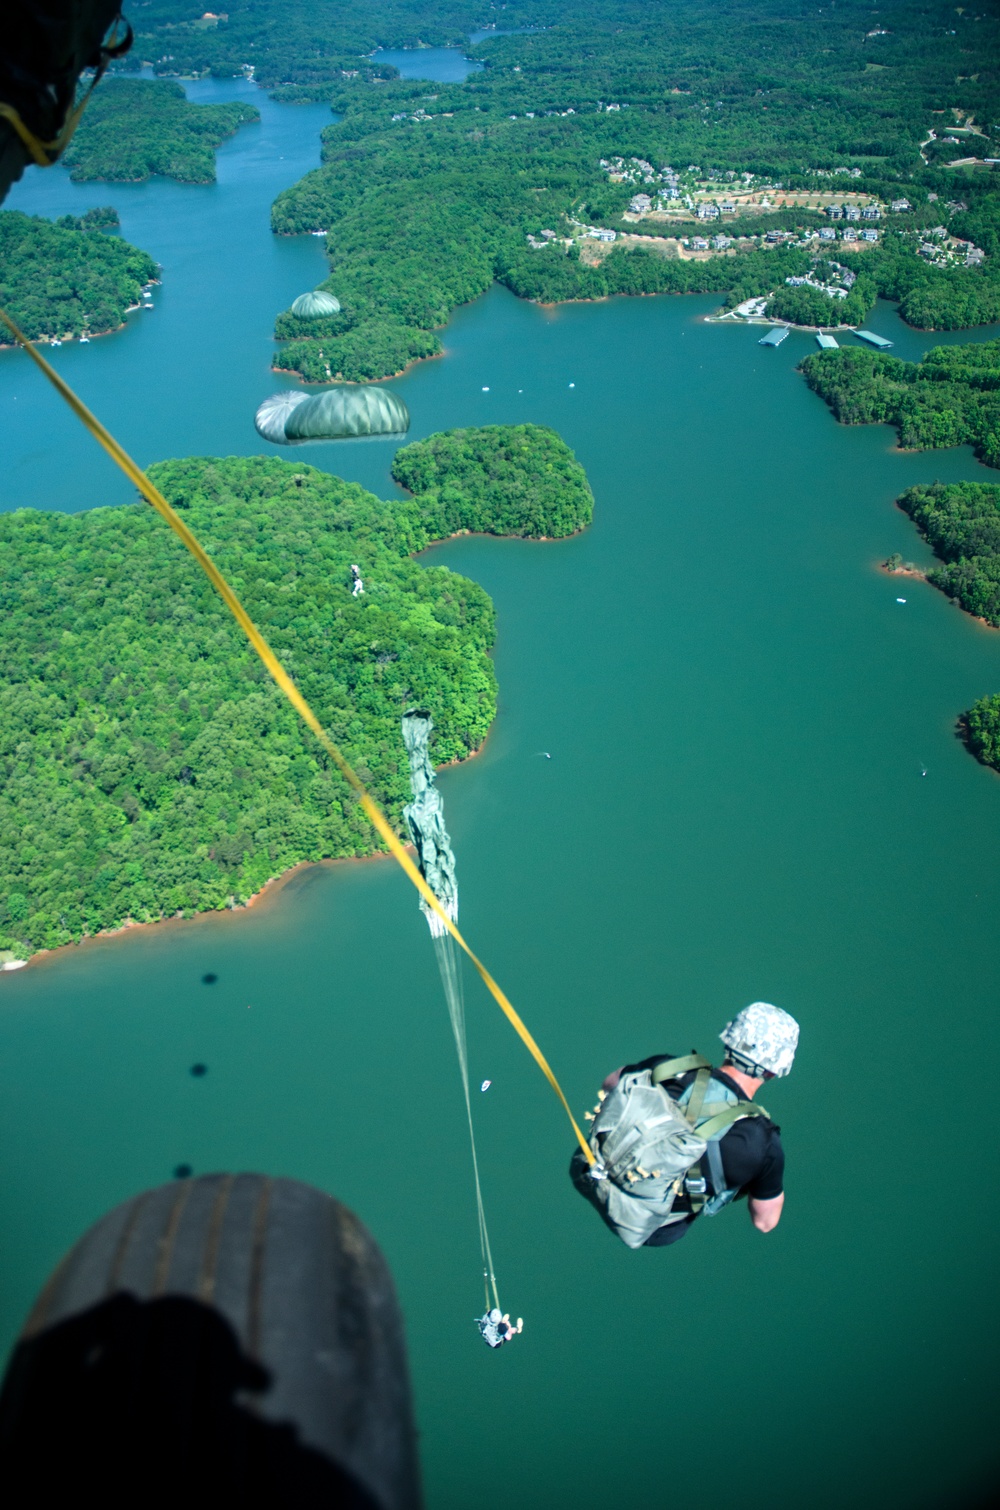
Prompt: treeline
<box><xmin>0</xmin><ymin>427</ymin><xmax>592</xmax><ymax>957</ymax></box>
<box><xmin>63</xmin><ymin>79</ymin><xmax>259</xmax><ymax>183</ymax></box>
<box><xmin>891</xmin><ymin>482</ymin><xmax>1000</xmax><ymax>778</ymax></box>
<box><xmin>122</xmin><ymin>0</ymin><xmax>510</xmax><ymax>86</ymax></box>
<box><xmin>898</xmin><ymin>482</ymin><xmax>1000</xmax><ymax>627</ymax></box>
<box><xmin>0</xmin><ymin>211</ymin><xmax>158</xmax><ymax>342</ymax></box>
<box><xmin>800</xmin><ymin>342</ymin><xmax>1000</xmax><ymax>469</ymax></box>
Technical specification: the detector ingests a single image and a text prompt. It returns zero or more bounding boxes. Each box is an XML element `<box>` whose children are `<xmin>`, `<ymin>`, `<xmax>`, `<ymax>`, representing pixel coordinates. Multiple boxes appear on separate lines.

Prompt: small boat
<box><xmin>79</xmin><ymin>333</ymin><xmax>90</xmax><ymax>344</ymax></box>
<box><xmin>50</xmin><ymin>338</ymin><xmax>62</xmax><ymax>347</ymax></box>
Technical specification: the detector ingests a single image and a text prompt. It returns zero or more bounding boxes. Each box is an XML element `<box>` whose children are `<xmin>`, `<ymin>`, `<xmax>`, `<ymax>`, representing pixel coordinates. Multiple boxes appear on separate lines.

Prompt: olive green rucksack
<box><xmin>581</xmin><ymin>1053</ymin><xmax>770</xmax><ymax>1249</ymax></box>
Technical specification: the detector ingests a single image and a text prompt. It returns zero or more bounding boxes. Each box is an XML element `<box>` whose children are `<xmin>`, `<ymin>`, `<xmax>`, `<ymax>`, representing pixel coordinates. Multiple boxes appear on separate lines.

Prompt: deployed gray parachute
<box><xmin>285</xmin><ymin>388</ymin><xmax>409</xmax><ymax>442</ymax></box>
<box><xmin>253</xmin><ymin>386</ymin><xmax>409</xmax><ymax>445</ymax></box>
<box><xmin>253</xmin><ymin>389</ymin><xmax>309</xmax><ymax>444</ymax></box>
<box><xmin>289</xmin><ymin>290</ymin><xmax>341</xmax><ymax>318</ymax></box>
<box><xmin>402</xmin><ymin>710</ymin><xmax>458</xmax><ymax>936</ymax></box>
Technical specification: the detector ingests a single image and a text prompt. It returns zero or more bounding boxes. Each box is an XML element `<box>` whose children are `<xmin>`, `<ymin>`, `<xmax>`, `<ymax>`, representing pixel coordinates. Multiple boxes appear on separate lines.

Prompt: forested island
<box><xmin>391</xmin><ymin>423</ymin><xmax>593</xmax><ymax>537</ymax></box>
<box><xmin>0</xmin><ymin>211</ymin><xmax>158</xmax><ymax>343</ymax></box>
<box><xmin>800</xmin><ymin>342</ymin><xmax>1000</xmax><ymax>470</ymax></box>
<box><xmin>247</xmin><ymin>0</ymin><xmax>1000</xmax><ymax>382</ymax></box>
<box><xmin>0</xmin><ymin>426</ymin><xmax>592</xmax><ymax>960</ymax></box>
<box><xmin>63</xmin><ymin>79</ymin><xmax>259</xmax><ymax>184</ymax></box>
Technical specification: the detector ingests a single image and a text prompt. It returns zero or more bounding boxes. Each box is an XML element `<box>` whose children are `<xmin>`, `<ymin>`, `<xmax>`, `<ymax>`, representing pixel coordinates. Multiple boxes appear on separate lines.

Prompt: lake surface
<box><xmin>2</xmin><ymin>80</ymin><xmax>1000</xmax><ymax>1510</ymax></box>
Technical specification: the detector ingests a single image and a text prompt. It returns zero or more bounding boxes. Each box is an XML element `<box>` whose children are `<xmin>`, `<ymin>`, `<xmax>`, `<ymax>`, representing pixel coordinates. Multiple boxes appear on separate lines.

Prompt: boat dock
<box><xmin>815</xmin><ymin>332</ymin><xmax>839</xmax><ymax>349</ymax></box>
<box><xmin>759</xmin><ymin>326</ymin><xmax>789</xmax><ymax>347</ymax></box>
<box><xmin>855</xmin><ymin>329</ymin><xmax>893</xmax><ymax>349</ymax></box>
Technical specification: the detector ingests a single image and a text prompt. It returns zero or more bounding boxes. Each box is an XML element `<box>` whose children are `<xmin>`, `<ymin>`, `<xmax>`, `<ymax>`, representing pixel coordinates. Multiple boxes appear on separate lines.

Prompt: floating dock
<box><xmin>759</xmin><ymin>326</ymin><xmax>789</xmax><ymax>347</ymax></box>
<box><xmin>815</xmin><ymin>332</ymin><xmax>839</xmax><ymax>349</ymax></box>
<box><xmin>855</xmin><ymin>329</ymin><xmax>893</xmax><ymax>349</ymax></box>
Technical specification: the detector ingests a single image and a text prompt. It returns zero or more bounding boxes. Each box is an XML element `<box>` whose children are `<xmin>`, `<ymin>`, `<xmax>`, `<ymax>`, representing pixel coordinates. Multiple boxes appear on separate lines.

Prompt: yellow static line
<box><xmin>0</xmin><ymin>307</ymin><xmax>594</xmax><ymax>1165</ymax></box>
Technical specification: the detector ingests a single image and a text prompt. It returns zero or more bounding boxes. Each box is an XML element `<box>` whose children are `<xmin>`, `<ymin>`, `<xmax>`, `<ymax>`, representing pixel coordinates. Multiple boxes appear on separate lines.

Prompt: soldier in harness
<box><xmin>571</xmin><ymin>1003</ymin><xmax>798</xmax><ymax>1248</ymax></box>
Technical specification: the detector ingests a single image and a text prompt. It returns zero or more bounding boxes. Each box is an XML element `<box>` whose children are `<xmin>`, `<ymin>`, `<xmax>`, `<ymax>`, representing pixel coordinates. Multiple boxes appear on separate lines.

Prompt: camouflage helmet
<box><xmin>720</xmin><ymin>1002</ymin><xmax>799</xmax><ymax>1078</ymax></box>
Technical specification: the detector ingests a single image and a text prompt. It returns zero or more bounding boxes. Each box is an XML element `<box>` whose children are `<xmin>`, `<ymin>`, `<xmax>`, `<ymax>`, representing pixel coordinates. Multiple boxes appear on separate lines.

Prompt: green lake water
<box><xmin>2</xmin><ymin>79</ymin><xmax>999</xmax><ymax>1510</ymax></box>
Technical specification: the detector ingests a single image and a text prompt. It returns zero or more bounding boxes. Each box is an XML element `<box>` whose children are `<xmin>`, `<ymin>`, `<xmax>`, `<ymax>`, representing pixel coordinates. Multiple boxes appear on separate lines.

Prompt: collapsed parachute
<box><xmin>254</xmin><ymin>387</ymin><xmax>409</xmax><ymax>445</ymax></box>
<box><xmin>289</xmin><ymin>290</ymin><xmax>341</xmax><ymax>318</ymax></box>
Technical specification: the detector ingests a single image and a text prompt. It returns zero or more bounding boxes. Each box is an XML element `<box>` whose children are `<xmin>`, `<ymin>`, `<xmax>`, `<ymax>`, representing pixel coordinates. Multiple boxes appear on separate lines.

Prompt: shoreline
<box><xmin>5</xmin><ymin>846</ymin><xmax>398</xmax><ymax>974</ymax></box>
<box><xmin>3</xmin><ymin>739</ymin><xmax>489</xmax><ymax>974</ymax></box>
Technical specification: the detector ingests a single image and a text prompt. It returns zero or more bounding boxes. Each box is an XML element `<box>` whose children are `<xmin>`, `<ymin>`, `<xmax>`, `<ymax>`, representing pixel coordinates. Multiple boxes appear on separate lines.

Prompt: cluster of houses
<box><xmin>785</xmin><ymin>262</ymin><xmax>858</xmax><ymax>299</ymax></box>
<box><xmin>689</xmin><ymin>233</ymin><xmax>734</xmax><ymax>250</ymax></box>
<box><xmin>816</xmin><ymin>225</ymin><xmax>879</xmax><ymax>242</ymax></box>
<box><xmin>825</xmin><ymin>203</ymin><xmax>880</xmax><ymax>221</ymax></box>
<box><xmin>917</xmin><ymin>229</ymin><xmax>986</xmax><ymax>267</ymax></box>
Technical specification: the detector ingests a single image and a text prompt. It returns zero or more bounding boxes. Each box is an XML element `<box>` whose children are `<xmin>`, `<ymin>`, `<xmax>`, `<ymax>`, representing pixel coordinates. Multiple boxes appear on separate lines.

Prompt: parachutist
<box><xmin>477</xmin><ymin>1309</ymin><xmax>523</xmax><ymax>1348</ymax></box>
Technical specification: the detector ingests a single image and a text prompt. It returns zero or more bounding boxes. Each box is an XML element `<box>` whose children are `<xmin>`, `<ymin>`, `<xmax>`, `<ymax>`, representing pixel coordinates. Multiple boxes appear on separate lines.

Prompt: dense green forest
<box><xmin>888</xmin><ymin>482</ymin><xmax>1000</xmax><ymax>777</ymax></box>
<box><xmin>897</xmin><ymin>482</ymin><xmax>1000</xmax><ymax>627</ymax></box>
<box><xmin>0</xmin><ymin>211</ymin><xmax>158</xmax><ymax>343</ymax></box>
<box><xmin>0</xmin><ymin>426</ymin><xmax>591</xmax><ymax>958</ymax></box>
<box><xmin>964</xmin><ymin>693</ymin><xmax>1000</xmax><ymax>774</ymax></box>
<box><xmin>391</xmin><ymin>423</ymin><xmax>593</xmax><ymax>537</ymax></box>
<box><xmin>800</xmin><ymin>342</ymin><xmax>1000</xmax><ymax>469</ymax></box>
<box><xmin>236</xmin><ymin>0</ymin><xmax>1000</xmax><ymax>380</ymax></box>
<box><xmin>63</xmin><ymin>79</ymin><xmax>259</xmax><ymax>183</ymax></box>
<box><xmin>120</xmin><ymin>0</ymin><xmax>505</xmax><ymax>85</ymax></box>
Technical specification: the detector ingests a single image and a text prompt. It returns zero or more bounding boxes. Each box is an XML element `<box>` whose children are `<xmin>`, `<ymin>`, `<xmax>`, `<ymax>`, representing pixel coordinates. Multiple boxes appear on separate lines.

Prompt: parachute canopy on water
<box><xmin>253</xmin><ymin>389</ymin><xmax>308</xmax><ymax>444</ymax></box>
<box><xmin>289</xmin><ymin>290</ymin><xmax>341</xmax><ymax>318</ymax></box>
<box><xmin>283</xmin><ymin>387</ymin><xmax>410</xmax><ymax>443</ymax></box>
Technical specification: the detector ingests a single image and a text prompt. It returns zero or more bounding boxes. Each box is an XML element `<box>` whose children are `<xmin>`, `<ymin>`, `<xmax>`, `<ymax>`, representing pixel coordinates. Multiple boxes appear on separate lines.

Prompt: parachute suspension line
<box><xmin>433</xmin><ymin>934</ymin><xmax>500</xmax><ymax>1314</ymax></box>
<box><xmin>0</xmin><ymin>309</ymin><xmax>595</xmax><ymax>1167</ymax></box>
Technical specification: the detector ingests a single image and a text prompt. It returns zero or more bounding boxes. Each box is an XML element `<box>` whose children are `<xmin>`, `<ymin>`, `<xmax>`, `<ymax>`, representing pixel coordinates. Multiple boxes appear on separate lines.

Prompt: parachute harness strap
<box><xmin>0</xmin><ymin>18</ymin><xmax>132</xmax><ymax>168</ymax></box>
<box><xmin>0</xmin><ymin>308</ymin><xmax>595</xmax><ymax>1167</ymax></box>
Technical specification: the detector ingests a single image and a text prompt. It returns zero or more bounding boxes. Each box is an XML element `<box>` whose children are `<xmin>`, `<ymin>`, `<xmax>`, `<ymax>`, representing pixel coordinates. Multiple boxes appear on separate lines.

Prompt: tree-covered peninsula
<box><xmin>264</xmin><ymin>0</ymin><xmax>1000</xmax><ymax>382</ymax></box>
<box><xmin>891</xmin><ymin>481</ymin><xmax>1000</xmax><ymax>779</ymax></box>
<box><xmin>63</xmin><ymin>79</ymin><xmax>259</xmax><ymax>184</ymax></box>
<box><xmin>896</xmin><ymin>483</ymin><xmax>1000</xmax><ymax>628</ymax></box>
<box><xmin>0</xmin><ymin>426</ymin><xmax>592</xmax><ymax>959</ymax></box>
<box><xmin>0</xmin><ymin>211</ymin><xmax>158</xmax><ymax>343</ymax></box>
<box><xmin>800</xmin><ymin>342</ymin><xmax>1000</xmax><ymax>470</ymax></box>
